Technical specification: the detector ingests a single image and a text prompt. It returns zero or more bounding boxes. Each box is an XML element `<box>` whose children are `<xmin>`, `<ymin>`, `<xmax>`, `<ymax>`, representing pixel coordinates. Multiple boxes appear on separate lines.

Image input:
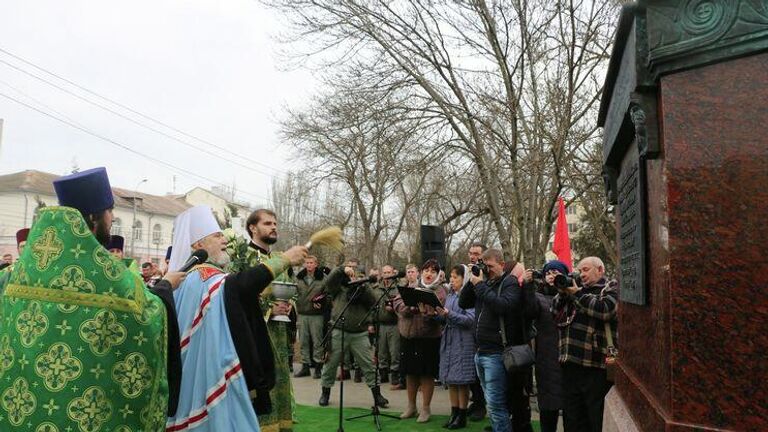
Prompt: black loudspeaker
<box><xmin>420</xmin><ymin>225</ymin><xmax>445</xmax><ymax>268</ymax></box>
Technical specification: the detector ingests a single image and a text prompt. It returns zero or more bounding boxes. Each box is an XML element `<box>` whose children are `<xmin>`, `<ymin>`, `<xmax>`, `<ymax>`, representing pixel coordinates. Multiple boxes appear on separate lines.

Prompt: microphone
<box><xmin>178</xmin><ymin>250</ymin><xmax>208</xmax><ymax>273</ymax></box>
<box><xmin>345</xmin><ymin>275</ymin><xmax>376</xmax><ymax>286</ymax></box>
<box><xmin>381</xmin><ymin>270</ymin><xmax>406</xmax><ymax>281</ymax></box>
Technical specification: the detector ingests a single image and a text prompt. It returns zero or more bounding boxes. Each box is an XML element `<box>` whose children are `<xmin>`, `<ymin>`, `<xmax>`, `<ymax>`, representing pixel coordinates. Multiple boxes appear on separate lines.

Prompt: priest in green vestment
<box><xmin>0</xmin><ymin>167</ymin><xmax>183</xmax><ymax>432</ymax></box>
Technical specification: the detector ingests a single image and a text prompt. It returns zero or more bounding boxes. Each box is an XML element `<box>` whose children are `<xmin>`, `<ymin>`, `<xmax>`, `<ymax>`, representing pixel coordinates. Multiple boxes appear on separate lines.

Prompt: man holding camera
<box><xmin>552</xmin><ymin>256</ymin><xmax>618</xmax><ymax>432</ymax></box>
<box><xmin>459</xmin><ymin>248</ymin><xmax>530</xmax><ymax>432</ymax></box>
<box><xmin>465</xmin><ymin>242</ymin><xmax>488</xmax><ymax>421</ymax></box>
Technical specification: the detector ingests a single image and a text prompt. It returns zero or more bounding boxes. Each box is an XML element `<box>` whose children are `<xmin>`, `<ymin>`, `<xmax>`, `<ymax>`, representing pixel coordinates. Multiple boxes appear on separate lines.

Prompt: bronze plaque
<box><xmin>617</xmin><ymin>143</ymin><xmax>647</xmax><ymax>305</ymax></box>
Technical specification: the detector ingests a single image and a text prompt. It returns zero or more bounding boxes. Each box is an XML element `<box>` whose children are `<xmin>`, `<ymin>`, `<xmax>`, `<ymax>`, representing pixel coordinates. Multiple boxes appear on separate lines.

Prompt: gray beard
<box><xmin>210</xmin><ymin>251</ymin><xmax>231</xmax><ymax>268</ymax></box>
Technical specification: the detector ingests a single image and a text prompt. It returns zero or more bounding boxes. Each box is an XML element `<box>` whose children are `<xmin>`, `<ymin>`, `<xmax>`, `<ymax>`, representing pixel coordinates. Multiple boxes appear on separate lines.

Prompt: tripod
<box><xmin>318</xmin><ymin>283</ymin><xmax>365</xmax><ymax>432</ymax></box>
<box><xmin>346</xmin><ymin>283</ymin><xmax>400</xmax><ymax>430</ymax></box>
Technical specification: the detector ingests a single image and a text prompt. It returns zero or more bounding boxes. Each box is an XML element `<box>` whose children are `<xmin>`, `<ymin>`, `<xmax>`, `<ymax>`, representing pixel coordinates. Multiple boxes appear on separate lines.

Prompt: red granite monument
<box><xmin>598</xmin><ymin>2</ymin><xmax>768</xmax><ymax>431</ymax></box>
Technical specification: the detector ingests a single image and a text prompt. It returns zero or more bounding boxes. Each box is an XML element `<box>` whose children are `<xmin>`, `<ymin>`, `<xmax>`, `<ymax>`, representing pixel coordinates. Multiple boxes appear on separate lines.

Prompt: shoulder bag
<box><xmin>498</xmin><ymin>279</ymin><xmax>535</xmax><ymax>374</ymax></box>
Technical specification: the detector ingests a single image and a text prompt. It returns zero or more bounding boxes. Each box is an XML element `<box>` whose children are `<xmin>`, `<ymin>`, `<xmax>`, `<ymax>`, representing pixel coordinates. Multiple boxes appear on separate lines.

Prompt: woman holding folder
<box><xmin>392</xmin><ymin>258</ymin><xmax>447</xmax><ymax>423</ymax></box>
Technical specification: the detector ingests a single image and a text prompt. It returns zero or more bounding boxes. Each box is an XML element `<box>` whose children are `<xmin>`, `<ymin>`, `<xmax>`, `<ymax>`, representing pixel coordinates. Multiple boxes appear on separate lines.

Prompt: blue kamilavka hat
<box><xmin>53</xmin><ymin>167</ymin><xmax>115</xmax><ymax>214</ymax></box>
<box><xmin>106</xmin><ymin>235</ymin><xmax>125</xmax><ymax>251</ymax></box>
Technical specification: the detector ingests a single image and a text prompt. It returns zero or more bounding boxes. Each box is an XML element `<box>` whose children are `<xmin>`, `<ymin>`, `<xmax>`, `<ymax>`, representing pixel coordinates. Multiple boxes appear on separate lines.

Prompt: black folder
<box><xmin>398</xmin><ymin>286</ymin><xmax>442</xmax><ymax>308</ymax></box>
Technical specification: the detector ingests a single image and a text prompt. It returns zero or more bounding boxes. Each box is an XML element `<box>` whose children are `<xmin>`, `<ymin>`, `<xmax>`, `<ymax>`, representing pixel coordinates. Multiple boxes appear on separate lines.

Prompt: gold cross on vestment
<box><xmin>32</xmin><ymin>227</ymin><xmax>64</xmax><ymax>270</ymax></box>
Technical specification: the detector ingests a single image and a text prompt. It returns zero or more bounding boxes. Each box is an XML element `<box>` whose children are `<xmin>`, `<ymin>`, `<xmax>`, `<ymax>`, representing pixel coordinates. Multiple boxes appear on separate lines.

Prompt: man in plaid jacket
<box><xmin>551</xmin><ymin>256</ymin><xmax>618</xmax><ymax>432</ymax></box>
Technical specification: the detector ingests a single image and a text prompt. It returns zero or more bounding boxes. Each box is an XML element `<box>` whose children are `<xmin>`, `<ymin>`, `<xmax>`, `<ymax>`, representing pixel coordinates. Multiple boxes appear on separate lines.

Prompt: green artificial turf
<box><xmin>293</xmin><ymin>404</ymin><xmax>540</xmax><ymax>432</ymax></box>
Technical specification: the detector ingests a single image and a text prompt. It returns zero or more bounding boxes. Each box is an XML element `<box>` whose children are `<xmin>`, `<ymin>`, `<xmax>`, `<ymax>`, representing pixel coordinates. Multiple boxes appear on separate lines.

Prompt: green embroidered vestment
<box><xmin>0</xmin><ymin>207</ymin><xmax>169</xmax><ymax>432</ymax></box>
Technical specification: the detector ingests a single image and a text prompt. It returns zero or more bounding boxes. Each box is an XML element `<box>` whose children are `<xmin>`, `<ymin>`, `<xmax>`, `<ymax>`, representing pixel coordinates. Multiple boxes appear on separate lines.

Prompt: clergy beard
<box><xmin>210</xmin><ymin>251</ymin><xmax>231</xmax><ymax>268</ymax></box>
<box><xmin>93</xmin><ymin>219</ymin><xmax>111</xmax><ymax>246</ymax></box>
<box><xmin>260</xmin><ymin>235</ymin><xmax>277</xmax><ymax>245</ymax></box>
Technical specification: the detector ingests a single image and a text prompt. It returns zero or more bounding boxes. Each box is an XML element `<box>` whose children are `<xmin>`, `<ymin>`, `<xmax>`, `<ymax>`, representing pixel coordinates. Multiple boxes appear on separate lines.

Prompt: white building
<box><xmin>170</xmin><ymin>187</ymin><xmax>252</xmax><ymax>236</ymax></box>
<box><xmin>0</xmin><ymin>170</ymin><xmax>253</xmax><ymax>265</ymax></box>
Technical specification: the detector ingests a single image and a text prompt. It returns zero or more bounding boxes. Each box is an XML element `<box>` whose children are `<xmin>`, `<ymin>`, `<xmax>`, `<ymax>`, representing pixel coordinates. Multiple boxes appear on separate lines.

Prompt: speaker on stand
<box><xmin>420</xmin><ymin>225</ymin><xmax>445</xmax><ymax>268</ymax></box>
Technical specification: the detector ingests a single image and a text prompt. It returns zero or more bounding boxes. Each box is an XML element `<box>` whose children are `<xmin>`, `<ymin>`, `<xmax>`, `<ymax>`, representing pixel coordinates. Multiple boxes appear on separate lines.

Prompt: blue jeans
<box><xmin>475</xmin><ymin>352</ymin><xmax>510</xmax><ymax>432</ymax></box>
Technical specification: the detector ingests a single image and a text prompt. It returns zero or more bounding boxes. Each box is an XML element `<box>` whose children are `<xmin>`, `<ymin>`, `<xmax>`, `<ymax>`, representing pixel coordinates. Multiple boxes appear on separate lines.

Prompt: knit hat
<box><xmin>542</xmin><ymin>260</ymin><xmax>570</xmax><ymax>275</ymax></box>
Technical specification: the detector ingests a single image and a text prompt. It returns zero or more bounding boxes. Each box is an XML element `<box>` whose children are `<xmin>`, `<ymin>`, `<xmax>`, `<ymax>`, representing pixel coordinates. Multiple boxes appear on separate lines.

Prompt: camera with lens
<box><xmin>530</xmin><ymin>269</ymin><xmax>544</xmax><ymax>282</ymax></box>
<box><xmin>470</xmin><ymin>259</ymin><xmax>488</xmax><ymax>277</ymax></box>
<box><xmin>553</xmin><ymin>272</ymin><xmax>582</xmax><ymax>290</ymax></box>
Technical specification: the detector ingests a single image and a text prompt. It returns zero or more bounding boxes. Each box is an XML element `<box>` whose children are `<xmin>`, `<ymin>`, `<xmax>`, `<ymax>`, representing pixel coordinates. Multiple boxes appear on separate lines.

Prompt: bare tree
<box><xmin>279</xmin><ymin>79</ymin><xmax>442</xmax><ymax>266</ymax></box>
<box><xmin>266</xmin><ymin>0</ymin><xmax>618</xmax><ymax>266</ymax></box>
<box><xmin>269</xmin><ymin>172</ymin><xmax>352</xmax><ymax>265</ymax></box>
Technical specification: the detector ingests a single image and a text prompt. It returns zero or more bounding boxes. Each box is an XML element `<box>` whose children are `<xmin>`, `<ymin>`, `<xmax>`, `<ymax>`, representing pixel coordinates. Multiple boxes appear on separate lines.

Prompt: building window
<box><xmin>152</xmin><ymin>224</ymin><xmax>162</xmax><ymax>245</ymax></box>
<box><xmin>112</xmin><ymin>218</ymin><xmax>122</xmax><ymax>236</ymax></box>
<box><xmin>133</xmin><ymin>220</ymin><xmax>143</xmax><ymax>241</ymax></box>
<box><xmin>568</xmin><ymin>223</ymin><xmax>577</xmax><ymax>233</ymax></box>
<box><xmin>567</xmin><ymin>206</ymin><xmax>577</xmax><ymax>215</ymax></box>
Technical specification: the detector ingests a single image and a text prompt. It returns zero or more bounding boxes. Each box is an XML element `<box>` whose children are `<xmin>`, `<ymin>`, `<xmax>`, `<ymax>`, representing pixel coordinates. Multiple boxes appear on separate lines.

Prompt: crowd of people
<box><xmin>0</xmin><ymin>166</ymin><xmax>618</xmax><ymax>432</ymax></box>
<box><xmin>288</xmin><ymin>245</ymin><xmax>618</xmax><ymax>432</ymax></box>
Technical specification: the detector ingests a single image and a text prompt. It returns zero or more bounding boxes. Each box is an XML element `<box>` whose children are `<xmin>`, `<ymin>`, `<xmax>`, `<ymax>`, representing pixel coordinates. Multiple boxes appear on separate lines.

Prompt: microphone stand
<box><xmin>319</xmin><ymin>281</ymin><xmax>366</xmax><ymax>432</ymax></box>
<box><xmin>346</xmin><ymin>281</ymin><xmax>401</xmax><ymax>430</ymax></box>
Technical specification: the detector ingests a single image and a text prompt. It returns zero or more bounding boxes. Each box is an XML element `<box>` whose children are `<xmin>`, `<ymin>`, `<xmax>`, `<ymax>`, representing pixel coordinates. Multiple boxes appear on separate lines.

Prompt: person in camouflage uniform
<box><xmin>370</xmin><ymin>264</ymin><xmax>402</xmax><ymax>389</ymax></box>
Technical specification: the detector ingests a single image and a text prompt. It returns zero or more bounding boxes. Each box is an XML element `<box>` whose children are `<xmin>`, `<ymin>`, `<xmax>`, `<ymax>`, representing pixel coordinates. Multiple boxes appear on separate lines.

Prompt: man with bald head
<box><xmin>552</xmin><ymin>256</ymin><xmax>618</xmax><ymax>432</ymax></box>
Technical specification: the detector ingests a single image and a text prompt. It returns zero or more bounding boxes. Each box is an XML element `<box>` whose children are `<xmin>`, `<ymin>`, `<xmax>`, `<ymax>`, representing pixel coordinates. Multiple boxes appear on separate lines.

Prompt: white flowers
<box><xmin>222</xmin><ymin>228</ymin><xmax>236</xmax><ymax>242</ymax></box>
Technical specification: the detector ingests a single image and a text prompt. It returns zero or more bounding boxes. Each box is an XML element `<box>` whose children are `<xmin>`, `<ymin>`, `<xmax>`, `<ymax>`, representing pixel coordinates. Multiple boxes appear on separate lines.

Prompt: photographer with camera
<box><xmin>459</xmin><ymin>248</ymin><xmax>531</xmax><ymax>432</ymax></box>
<box><xmin>523</xmin><ymin>260</ymin><xmax>570</xmax><ymax>432</ymax></box>
<box><xmin>464</xmin><ymin>242</ymin><xmax>488</xmax><ymax>422</ymax></box>
<box><xmin>551</xmin><ymin>257</ymin><xmax>618</xmax><ymax>432</ymax></box>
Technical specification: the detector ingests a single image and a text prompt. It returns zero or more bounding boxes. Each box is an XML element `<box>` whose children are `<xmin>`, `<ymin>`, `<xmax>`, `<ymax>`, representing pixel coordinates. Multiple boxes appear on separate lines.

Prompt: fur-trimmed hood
<box><xmin>296</xmin><ymin>266</ymin><xmax>330</xmax><ymax>281</ymax></box>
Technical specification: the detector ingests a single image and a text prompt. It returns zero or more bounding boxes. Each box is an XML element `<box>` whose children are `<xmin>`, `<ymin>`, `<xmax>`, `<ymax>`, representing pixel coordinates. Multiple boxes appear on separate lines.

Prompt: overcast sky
<box><xmin>0</xmin><ymin>0</ymin><xmax>316</xmax><ymax>207</ymax></box>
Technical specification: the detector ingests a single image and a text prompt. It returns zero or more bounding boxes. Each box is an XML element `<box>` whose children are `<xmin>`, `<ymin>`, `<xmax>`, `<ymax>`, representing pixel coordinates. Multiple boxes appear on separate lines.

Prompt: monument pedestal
<box><xmin>599</xmin><ymin>3</ymin><xmax>768</xmax><ymax>431</ymax></box>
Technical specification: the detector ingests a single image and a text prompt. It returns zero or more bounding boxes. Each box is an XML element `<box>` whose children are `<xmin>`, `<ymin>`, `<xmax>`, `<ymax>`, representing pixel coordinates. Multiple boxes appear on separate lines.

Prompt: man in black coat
<box><xmin>459</xmin><ymin>248</ymin><xmax>531</xmax><ymax>432</ymax></box>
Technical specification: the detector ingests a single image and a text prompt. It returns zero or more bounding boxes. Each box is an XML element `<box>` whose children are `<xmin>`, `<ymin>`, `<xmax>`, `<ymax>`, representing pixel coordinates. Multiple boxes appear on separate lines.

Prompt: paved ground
<box><xmin>291</xmin><ymin>364</ymin><xmax>457</xmax><ymax>415</ymax></box>
<box><xmin>290</xmin><ymin>363</ymin><xmax>550</xmax><ymax>427</ymax></box>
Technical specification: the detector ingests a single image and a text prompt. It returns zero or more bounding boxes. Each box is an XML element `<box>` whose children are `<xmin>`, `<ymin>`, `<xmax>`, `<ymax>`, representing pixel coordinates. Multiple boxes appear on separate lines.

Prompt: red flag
<box><xmin>552</xmin><ymin>196</ymin><xmax>573</xmax><ymax>271</ymax></box>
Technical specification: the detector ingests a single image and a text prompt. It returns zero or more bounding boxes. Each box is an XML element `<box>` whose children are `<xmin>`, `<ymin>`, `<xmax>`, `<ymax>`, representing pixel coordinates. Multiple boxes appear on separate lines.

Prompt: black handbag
<box><xmin>498</xmin><ymin>281</ymin><xmax>535</xmax><ymax>374</ymax></box>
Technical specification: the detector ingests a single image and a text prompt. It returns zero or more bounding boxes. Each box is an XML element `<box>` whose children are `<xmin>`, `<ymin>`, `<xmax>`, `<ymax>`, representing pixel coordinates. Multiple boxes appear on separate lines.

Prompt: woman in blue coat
<box><xmin>436</xmin><ymin>265</ymin><xmax>476</xmax><ymax>429</ymax></box>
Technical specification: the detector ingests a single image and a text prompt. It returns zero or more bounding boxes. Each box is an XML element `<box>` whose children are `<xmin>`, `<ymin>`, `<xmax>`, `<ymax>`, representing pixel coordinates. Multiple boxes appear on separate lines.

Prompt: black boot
<box><xmin>448</xmin><ymin>408</ymin><xmax>467</xmax><ymax>429</ymax></box>
<box><xmin>371</xmin><ymin>386</ymin><xmax>389</xmax><ymax>408</ymax></box>
<box><xmin>354</xmin><ymin>368</ymin><xmax>363</xmax><ymax>383</ymax></box>
<box><xmin>294</xmin><ymin>363</ymin><xmax>311</xmax><ymax>378</ymax></box>
<box><xmin>468</xmin><ymin>402</ymin><xmax>486</xmax><ymax>422</ymax></box>
<box><xmin>380</xmin><ymin>368</ymin><xmax>389</xmax><ymax>383</ymax></box>
<box><xmin>443</xmin><ymin>407</ymin><xmax>459</xmax><ymax>428</ymax></box>
<box><xmin>318</xmin><ymin>387</ymin><xmax>331</xmax><ymax>406</ymax></box>
<box><xmin>313</xmin><ymin>364</ymin><xmax>322</xmax><ymax>379</ymax></box>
